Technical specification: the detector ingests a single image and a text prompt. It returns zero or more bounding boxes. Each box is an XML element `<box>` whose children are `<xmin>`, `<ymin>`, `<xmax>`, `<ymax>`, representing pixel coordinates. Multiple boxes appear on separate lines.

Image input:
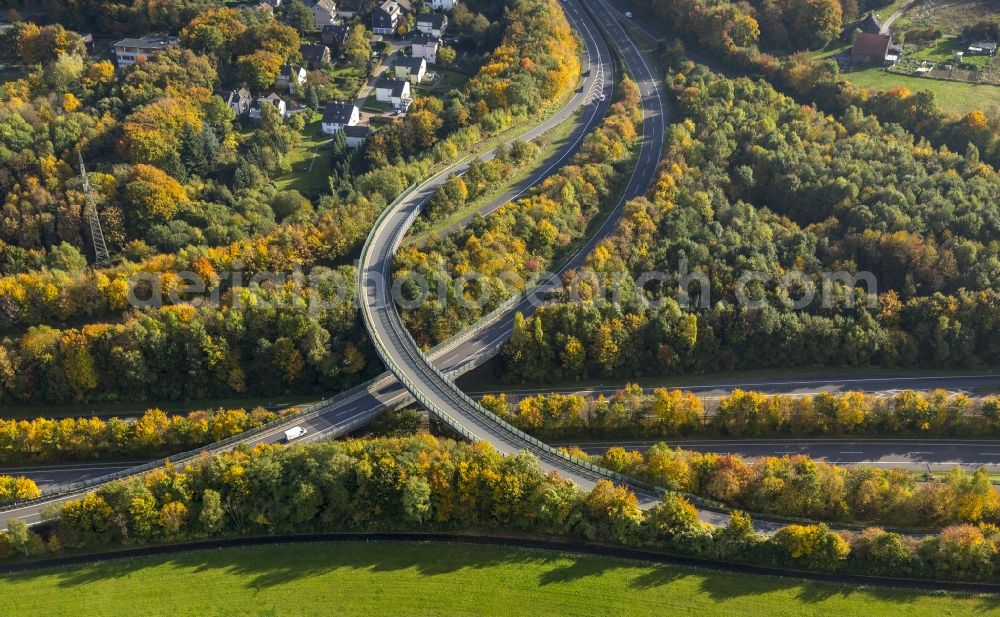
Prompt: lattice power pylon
<box><xmin>76</xmin><ymin>149</ymin><xmax>111</xmax><ymax>267</ymax></box>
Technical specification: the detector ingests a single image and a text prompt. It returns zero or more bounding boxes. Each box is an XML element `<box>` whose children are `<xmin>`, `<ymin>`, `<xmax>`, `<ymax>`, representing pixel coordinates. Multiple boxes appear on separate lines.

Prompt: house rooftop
<box><xmin>322</xmin><ymin>100</ymin><xmax>357</xmax><ymax>124</ymax></box>
<box><xmin>324</xmin><ymin>24</ymin><xmax>351</xmax><ymax>37</ymax></box>
<box><xmin>858</xmin><ymin>12</ymin><xmax>882</xmax><ymax>32</ymax></box>
<box><xmin>853</xmin><ymin>32</ymin><xmax>892</xmax><ymax>57</ymax></box>
<box><xmin>217</xmin><ymin>87</ymin><xmax>250</xmax><ymax>100</ymax></box>
<box><xmin>417</xmin><ymin>13</ymin><xmax>446</xmax><ymax>28</ymax></box>
<box><xmin>113</xmin><ymin>34</ymin><xmax>179</xmax><ymax>49</ymax></box>
<box><xmin>300</xmin><ymin>43</ymin><xmax>330</xmax><ymax>61</ymax></box>
<box><xmin>280</xmin><ymin>64</ymin><xmax>306</xmax><ymax>77</ymax></box>
<box><xmin>398</xmin><ymin>56</ymin><xmax>426</xmax><ymax>71</ymax></box>
<box><xmin>411</xmin><ymin>33</ymin><xmax>440</xmax><ymax>45</ymax></box>
<box><xmin>380</xmin><ymin>78</ymin><xmax>410</xmax><ymax>97</ymax></box>
<box><xmin>344</xmin><ymin>125</ymin><xmax>372</xmax><ymax>138</ymax></box>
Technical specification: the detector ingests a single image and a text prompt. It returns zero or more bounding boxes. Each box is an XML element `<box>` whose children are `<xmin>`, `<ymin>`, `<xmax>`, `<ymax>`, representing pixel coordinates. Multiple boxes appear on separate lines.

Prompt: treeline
<box><xmin>582</xmin><ymin>443</ymin><xmax>1000</xmax><ymax>528</ymax></box>
<box><xmin>498</xmin><ymin>70</ymin><xmax>1000</xmax><ymax>381</ymax></box>
<box><xmin>0</xmin><ymin>196</ymin><xmax>378</xmax><ymax>333</ymax></box>
<box><xmin>481</xmin><ymin>387</ymin><xmax>1000</xmax><ymax>438</ymax></box>
<box><xmin>645</xmin><ymin>0</ymin><xmax>1000</xmax><ymax>168</ymax></box>
<box><xmin>4</xmin><ymin>435</ymin><xmax>1000</xmax><ymax>583</ymax></box>
<box><xmin>4</xmin><ymin>0</ymin><xmax>222</xmax><ymax>35</ymax></box>
<box><xmin>0</xmin><ymin>267</ymin><xmax>373</xmax><ymax>404</ymax></box>
<box><xmin>397</xmin><ymin>77</ymin><xmax>642</xmax><ymax>346</ymax></box>
<box><xmin>0</xmin><ymin>406</ymin><xmax>287</xmax><ymax>464</ymax></box>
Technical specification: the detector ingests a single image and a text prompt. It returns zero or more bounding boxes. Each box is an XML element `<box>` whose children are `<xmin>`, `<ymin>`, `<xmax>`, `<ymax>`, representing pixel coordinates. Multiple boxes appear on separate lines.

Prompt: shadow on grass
<box><xmin>29</xmin><ymin>541</ymin><xmax>564</xmax><ymax>590</ymax></box>
<box><xmin>13</xmin><ymin>540</ymin><xmax>1000</xmax><ymax>614</ymax></box>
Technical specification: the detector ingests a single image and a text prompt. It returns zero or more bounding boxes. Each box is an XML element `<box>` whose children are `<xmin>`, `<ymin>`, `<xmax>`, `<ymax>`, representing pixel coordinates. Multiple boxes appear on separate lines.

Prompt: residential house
<box><xmin>395</xmin><ymin>56</ymin><xmax>427</xmax><ymax>83</ymax></box>
<box><xmin>344</xmin><ymin>125</ymin><xmax>372</xmax><ymax>147</ymax></box>
<box><xmin>411</xmin><ymin>33</ymin><xmax>440</xmax><ymax>63</ymax></box>
<box><xmin>416</xmin><ymin>13</ymin><xmax>447</xmax><ymax>38</ymax></box>
<box><xmin>323</xmin><ymin>24</ymin><xmax>351</xmax><ymax>50</ymax></box>
<box><xmin>249</xmin><ymin>93</ymin><xmax>287</xmax><ymax>120</ymax></box>
<box><xmin>217</xmin><ymin>87</ymin><xmax>252</xmax><ymax>117</ymax></box>
<box><xmin>300</xmin><ymin>43</ymin><xmax>332</xmax><ymax>69</ymax></box>
<box><xmin>851</xmin><ymin>32</ymin><xmax>892</xmax><ymax>65</ymax></box>
<box><xmin>430</xmin><ymin>0</ymin><xmax>458</xmax><ymax>9</ymax></box>
<box><xmin>375</xmin><ymin>78</ymin><xmax>412</xmax><ymax>109</ymax></box>
<box><xmin>968</xmin><ymin>41</ymin><xmax>998</xmax><ymax>56</ymax></box>
<box><xmin>372</xmin><ymin>0</ymin><xmax>402</xmax><ymax>35</ymax></box>
<box><xmin>321</xmin><ymin>100</ymin><xmax>360</xmax><ymax>134</ymax></box>
<box><xmin>312</xmin><ymin>0</ymin><xmax>338</xmax><ymax>28</ymax></box>
<box><xmin>275</xmin><ymin>64</ymin><xmax>308</xmax><ymax>92</ymax></box>
<box><xmin>841</xmin><ymin>11</ymin><xmax>883</xmax><ymax>41</ymax></box>
<box><xmin>112</xmin><ymin>34</ymin><xmax>180</xmax><ymax>67</ymax></box>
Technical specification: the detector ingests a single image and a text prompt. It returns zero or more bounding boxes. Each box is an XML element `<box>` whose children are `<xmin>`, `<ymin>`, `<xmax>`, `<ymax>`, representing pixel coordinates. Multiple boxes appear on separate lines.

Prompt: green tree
<box><xmin>7</xmin><ymin>519</ymin><xmax>32</xmax><ymax>556</ymax></box>
<box><xmin>285</xmin><ymin>0</ymin><xmax>315</xmax><ymax>33</ymax></box>
<box><xmin>344</xmin><ymin>25</ymin><xmax>372</xmax><ymax>68</ymax></box>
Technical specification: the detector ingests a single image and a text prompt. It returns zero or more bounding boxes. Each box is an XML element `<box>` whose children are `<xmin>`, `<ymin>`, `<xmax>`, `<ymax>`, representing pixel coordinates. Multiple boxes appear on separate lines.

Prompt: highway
<box><xmin>559</xmin><ymin>439</ymin><xmax>1000</xmax><ymax>472</ymax></box>
<box><xmin>0</xmin><ymin>0</ymin><xmax>631</xmax><ymax>528</ymax></box>
<box><xmin>1</xmin><ymin>0</ymin><xmax>993</xmax><ymax>532</ymax></box>
<box><xmin>464</xmin><ymin>373</ymin><xmax>1000</xmax><ymax>401</ymax></box>
<box><xmin>357</xmin><ymin>0</ymin><xmax>679</xmax><ymax>517</ymax></box>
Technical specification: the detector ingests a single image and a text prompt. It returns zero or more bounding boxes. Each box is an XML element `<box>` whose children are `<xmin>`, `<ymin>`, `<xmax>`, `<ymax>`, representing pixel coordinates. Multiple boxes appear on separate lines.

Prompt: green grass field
<box><xmin>2</xmin><ymin>541</ymin><xmax>997</xmax><ymax>616</ymax></box>
<box><xmin>894</xmin><ymin>0</ymin><xmax>1000</xmax><ymax>36</ymax></box>
<box><xmin>843</xmin><ymin>65</ymin><xmax>1000</xmax><ymax>112</ymax></box>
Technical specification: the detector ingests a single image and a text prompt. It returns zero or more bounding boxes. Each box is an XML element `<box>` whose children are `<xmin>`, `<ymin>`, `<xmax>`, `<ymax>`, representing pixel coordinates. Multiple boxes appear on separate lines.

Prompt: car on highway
<box><xmin>283</xmin><ymin>426</ymin><xmax>308</xmax><ymax>442</ymax></box>
<box><xmin>597</xmin><ymin>93</ymin><xmax>606</xmax><ymax>101</ymax></box>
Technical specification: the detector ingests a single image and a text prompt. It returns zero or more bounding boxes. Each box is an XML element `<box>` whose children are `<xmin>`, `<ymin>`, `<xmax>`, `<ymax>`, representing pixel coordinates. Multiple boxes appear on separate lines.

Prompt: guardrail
<box><xmin>0</xmin><ymin>374</ymin><xmax>393</xmax><ymax>513</ymax></box>
<box><xmin>0</xmin><ymin>183</ymin><xmax>426</xmax><ymax>515</ymax></box>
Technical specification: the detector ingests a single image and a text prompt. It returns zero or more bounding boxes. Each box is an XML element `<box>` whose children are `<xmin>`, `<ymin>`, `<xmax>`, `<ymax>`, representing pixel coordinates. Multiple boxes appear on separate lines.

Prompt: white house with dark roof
<box><xmin>372</xmin><ymin>0</ymin><xmax>402</xmax><ymax>35</ymax></box>
<box><xmin>395</xmin><ymin>56</ymin><xmax>426</xmax><ymax>83</ymax></box>
<box><xmin>344</xmin><ymin>125</ymin><xmax>372</xmax><ymax>147</ymax></box>
<box><xmin>275</xmin><ymin>64</ymin><xmax>307</xmax><ymax>93</ymax></box>
<box><xmin>321</xmin><ymin>100</ymin><xmax>361</xmax><ymax>134</ymax></box>
<box><xmin>112</xmin><ymin>34</ymin><xmax>180</xmax><ymax>67</ymax></box>
<box><xmin>249</xmin><ymin>93</ymin><xmax>287</xmax><ymax>120</ymax></box>
<box><xmin>375</xmin><ymin>78</ymin><xmax>412</xmax><ymax>109</ymax></box>
<box><xmin>411</xmin><ymin>33</ymin><xmax>440</xmax><ymax>63</ymax></box>
<box><xmin>416</xmin><ymin>13</ymin><xmax>447</xmax><ymax>38</ymax></box>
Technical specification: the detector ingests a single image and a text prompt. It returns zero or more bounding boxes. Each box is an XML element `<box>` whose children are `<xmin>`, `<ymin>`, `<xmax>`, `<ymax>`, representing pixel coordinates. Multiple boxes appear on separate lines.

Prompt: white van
<box><xmin>283</xmin><ymin>426</ymin><xmax>307</xmax><ymax>442</ymax></box>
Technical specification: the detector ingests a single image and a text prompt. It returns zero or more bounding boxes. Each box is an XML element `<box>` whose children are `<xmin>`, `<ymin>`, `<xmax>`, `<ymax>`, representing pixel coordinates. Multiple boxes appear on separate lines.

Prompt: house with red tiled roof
<box><xmin>852</xmin><ymin>32</ymin><xmax>892</xmax><ymax>64</ymax></box>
